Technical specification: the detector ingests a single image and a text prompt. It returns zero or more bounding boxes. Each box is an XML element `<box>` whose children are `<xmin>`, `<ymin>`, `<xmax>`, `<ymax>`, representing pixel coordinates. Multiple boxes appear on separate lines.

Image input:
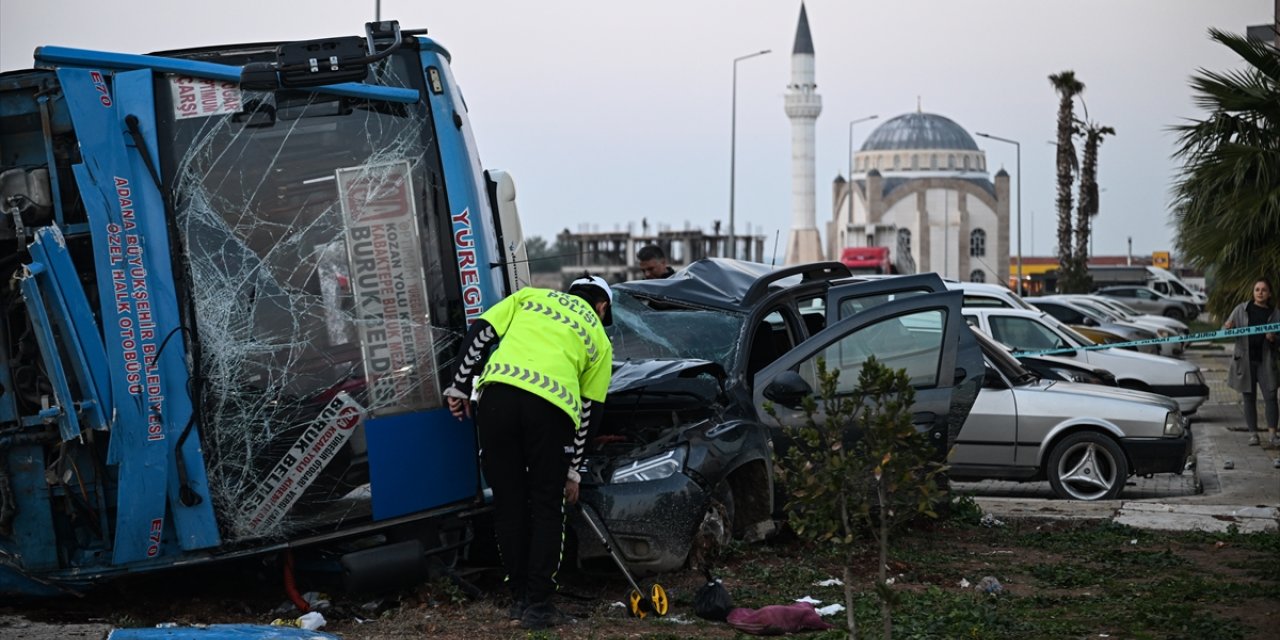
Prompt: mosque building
<box><xmin>828</xmin><ymin>110</ymin><xmax>1010</xmax><ymax>283</ymax></box>
<box><xmin>784</xmin><ymin>3</ymin><xmax>1010</xmax><ymax>283</ymax></box>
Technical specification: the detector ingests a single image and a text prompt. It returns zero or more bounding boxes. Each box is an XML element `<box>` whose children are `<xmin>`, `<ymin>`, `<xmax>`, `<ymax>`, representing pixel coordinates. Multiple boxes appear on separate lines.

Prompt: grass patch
<box><xmin>301</xmin><ymin>514</ymin><xmax>1279</xmax><ymax>640</ymax></box>
<box><xmin>1028</xmin><ymin>562</ymin><xmax>1112</xmax><ymax>588</ymax></box>
<box><xmin>705</xmin><ymin>519</ymin><xmax>1274</xmax><ymax>640</ymax></box>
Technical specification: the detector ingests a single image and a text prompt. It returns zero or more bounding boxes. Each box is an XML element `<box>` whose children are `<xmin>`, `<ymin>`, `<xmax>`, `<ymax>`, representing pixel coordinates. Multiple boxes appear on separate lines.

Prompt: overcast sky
<box><xmin>2</xmin><ymin>0</ymin><xmax>1270</xmax><ymax>259</ymax></box>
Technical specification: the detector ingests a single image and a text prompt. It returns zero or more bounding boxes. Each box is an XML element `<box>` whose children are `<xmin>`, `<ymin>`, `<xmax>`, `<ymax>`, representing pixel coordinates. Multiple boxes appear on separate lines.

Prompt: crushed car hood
<box><xmin>610</xmin><ymin>358</ymin><xmax>727</xmax><ymax>394</ymax></box>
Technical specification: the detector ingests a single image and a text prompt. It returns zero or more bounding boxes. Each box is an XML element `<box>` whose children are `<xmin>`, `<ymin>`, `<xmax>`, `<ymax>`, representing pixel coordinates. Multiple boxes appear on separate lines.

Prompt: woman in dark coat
<box><xmin>1223</xmin><ymin>278</ymin><xmax>1280</xmax><ymax>446</ymax></box>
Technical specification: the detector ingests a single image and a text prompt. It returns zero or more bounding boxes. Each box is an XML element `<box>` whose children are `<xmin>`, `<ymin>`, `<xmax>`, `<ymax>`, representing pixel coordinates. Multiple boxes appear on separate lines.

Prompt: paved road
<box><xmin>963</xmin><ymin>344</ymin><xmax>1280</xmax><ymax>531</ymax></box>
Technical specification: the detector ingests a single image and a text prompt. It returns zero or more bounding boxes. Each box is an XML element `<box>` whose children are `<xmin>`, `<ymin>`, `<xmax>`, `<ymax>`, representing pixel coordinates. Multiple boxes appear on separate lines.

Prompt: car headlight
<box><xmin>1156</xmin><ymin>328</ymin><xmax>1173</xmax><ymax>338</ymax></box>
<box><xmin>1164</xmin><ymin>411</ymin><xmax>1185</xmax><ymax>437</ymax></box>
<box><xmin>610</xmin><ymin>447</ymin><xmax>687</xmax><ymax>484</ymax></box>
<box><xmin>1185</xmin><ymin>370</ymin><xmax>1204</xmax><ymax>385</ymax></box>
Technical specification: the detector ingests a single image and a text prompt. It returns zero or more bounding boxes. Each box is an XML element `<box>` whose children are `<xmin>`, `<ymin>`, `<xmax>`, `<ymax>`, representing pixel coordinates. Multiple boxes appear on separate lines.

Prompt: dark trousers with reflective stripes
<box><xmin>477</xmin><ymin>383</ymin><xmax>573</xmax><ymax>605</ymax></box>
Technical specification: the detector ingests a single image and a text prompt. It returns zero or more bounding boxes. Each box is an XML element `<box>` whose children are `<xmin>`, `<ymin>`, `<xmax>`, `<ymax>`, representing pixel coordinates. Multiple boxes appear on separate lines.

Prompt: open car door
<box><xmin>753</xmin><ymin>289</ymin><xmax>982</xmax><ymax>460</ymax></box>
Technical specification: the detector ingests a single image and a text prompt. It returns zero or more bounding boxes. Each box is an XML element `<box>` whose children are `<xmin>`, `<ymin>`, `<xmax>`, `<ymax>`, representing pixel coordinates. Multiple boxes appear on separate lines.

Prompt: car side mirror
<box><xmin>983</xmin><ymin>368</ymin><xmax>1005</xmax><ymax>389</ymax></box>
<box><xmin>1084</xmin><ymin>317</ymin><xmax>1099</xmax><ymax>327</ymax></box>
<box><xmin>763</xmin><ymin>371</ymin><xmax>813</xmax><ymax>409</ymax></box>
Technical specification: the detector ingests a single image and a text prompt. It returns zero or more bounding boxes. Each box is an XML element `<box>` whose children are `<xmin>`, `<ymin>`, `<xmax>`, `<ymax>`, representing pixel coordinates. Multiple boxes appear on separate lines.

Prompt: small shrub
<box><xmin>772</xmin><ymin>357</ymin><xmax>948</xmax><ymax>640</ymax></box>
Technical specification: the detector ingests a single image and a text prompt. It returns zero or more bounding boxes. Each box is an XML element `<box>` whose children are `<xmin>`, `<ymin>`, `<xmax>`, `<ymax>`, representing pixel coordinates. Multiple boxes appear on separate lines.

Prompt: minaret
<box><xmin>784</xmin><ymin>3</ymin><xmax>824</xmax><ymax>265</ymax></box>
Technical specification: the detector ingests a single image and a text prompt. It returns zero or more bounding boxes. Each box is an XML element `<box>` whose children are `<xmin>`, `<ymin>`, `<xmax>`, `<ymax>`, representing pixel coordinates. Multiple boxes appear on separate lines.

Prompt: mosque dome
<box><xmin>860</xmin><ymin>112</ymin><xmax>979</xmax><ymax>152</ymax></box>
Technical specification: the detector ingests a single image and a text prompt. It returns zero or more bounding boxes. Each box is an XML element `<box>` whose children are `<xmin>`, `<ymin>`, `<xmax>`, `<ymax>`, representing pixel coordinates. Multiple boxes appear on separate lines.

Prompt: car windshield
<box><xmin>1167</xmin><ymin>280</ymin><xmax>1195</xmax><ymax>297</ymax></box>
<box><xmin>1072</xmin><ymin>300</ymin><xmax>1121</xmax><ymax>322</ymax></box>
<box><xmin>1095</xmin><ymin>297</ymin><xmax>1140</xmax><ymax>317</ymax></box>
<box><xmin>608</xmin><ymin>291</ymin><xmax>745</xmax><ymax>369</ymax></box>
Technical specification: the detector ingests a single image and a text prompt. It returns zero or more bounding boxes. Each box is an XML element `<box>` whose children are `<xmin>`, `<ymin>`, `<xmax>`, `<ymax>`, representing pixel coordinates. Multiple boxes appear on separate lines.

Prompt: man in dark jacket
<box><xmin>637</xmin><ymin>244</ymin><xmax>676</xmax><ymax>279</ymax></box>
<box><xmin>444</xmin><ymin>276</ymin><xmax>614</xmax><ymax>630</ymax></box>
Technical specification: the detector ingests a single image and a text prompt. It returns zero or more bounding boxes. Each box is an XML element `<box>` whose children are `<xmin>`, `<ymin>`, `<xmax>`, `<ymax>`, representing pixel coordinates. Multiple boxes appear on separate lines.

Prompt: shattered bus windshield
<box><xmin>156</xmin><ymin>56</ymin><xmax>447</xmax><ymax>538</ymax></box>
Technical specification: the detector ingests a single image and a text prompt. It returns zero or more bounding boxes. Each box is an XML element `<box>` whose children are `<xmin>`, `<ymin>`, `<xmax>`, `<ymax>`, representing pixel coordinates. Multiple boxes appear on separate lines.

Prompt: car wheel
<box><xmin>1046</xmin><ymin>432</ymin><xmax>1128</xmax><ymax>501</ymax></box>
<box><xmin>708</xmin><ymin>480</ymin><xmax>736</xmax><ymax>542</ymax></box>
<box><xmin>1163</xmin><ymin>307</ymin><xmax>1184</xmax><ymax>321</ymax></box>
<box><xmin>688</xmin><ymin>481</ymin><xmax>734</xmax><ymax>571</ymax></box>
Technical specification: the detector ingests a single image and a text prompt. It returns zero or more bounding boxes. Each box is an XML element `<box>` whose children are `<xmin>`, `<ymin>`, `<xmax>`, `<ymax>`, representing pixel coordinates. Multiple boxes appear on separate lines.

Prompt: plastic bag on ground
<box><xmin>693</xmin><ymin>571</ymin><xmax>734</xmax><ymax>622</ymax></box>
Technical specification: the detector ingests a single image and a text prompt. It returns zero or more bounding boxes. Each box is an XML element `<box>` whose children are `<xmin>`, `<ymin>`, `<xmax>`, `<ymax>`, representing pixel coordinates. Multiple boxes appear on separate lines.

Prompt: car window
<box><xmin>988</xmin><ymin>316</ymin><xmax>1068</xmax><ymax>351</ymax></box>
<box><xmin>1105</xmin><ymin>289</ymin><xmax>1133</xmax><ymax>298</ymax></box>
<box><xmin>1152</xmin><ymin>282</ymin><xmax>1170</xmax><ymax>295</ymax></box>
<box><xmin>1136</xmin><ymin>289</ymin><xmax>1156</xmax><ymax>300</ymax></box>
<box><xmin>963</xmin><ymin>314</ymin><xmax>979</xmax><ymax>328</ymax></box>
<box><xmin>798</xmin><ymin>309</ymin><xmax>945</xmax><ymax>392</ymax></box>
<box><xmin>838</xmin><ymin>289</ymin><xmax>927</xmax><ymax>317</ymax></box>
<box><xmin>748</xmin><ymin>308</ymin><xmax>799</xmax><ymax>377</ymax></box>
<box><xmin>1037</xmin><ymin>302</ymin><xmax>1082</xmax><ymax>324</ymax></box>
<box><xmin>796</xmin><ymin>295</ymin><xmax>826</xmax><ymax>335</ymax></box>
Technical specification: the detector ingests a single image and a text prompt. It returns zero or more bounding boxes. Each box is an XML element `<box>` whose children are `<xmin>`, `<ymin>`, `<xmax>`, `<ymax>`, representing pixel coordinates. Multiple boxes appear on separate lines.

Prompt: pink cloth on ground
<box><xmin>725</xmin><ymin>602</ymin><xmax>835</xmax><ymax>635</ymax></box>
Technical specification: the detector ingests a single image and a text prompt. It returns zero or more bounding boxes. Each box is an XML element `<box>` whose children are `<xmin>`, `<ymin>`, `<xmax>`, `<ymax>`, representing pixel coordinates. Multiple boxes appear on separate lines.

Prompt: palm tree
<box><xmin>1049</xmin><ymin>71</ymin><xmax>1084</xmax><ymax>291</ymax></box>
<box><xmin>1173</xmin><ymin>27</ymin><xmax>1280</xmax><ymax>318</ymax></box>
<box><xmin>1072</xmin><ymin>122</ymin><xmax>1115</xmax><ymax>291</ymax></box>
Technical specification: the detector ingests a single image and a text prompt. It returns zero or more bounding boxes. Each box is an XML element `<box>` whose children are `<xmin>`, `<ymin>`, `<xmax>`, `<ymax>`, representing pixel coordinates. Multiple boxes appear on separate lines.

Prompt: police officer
<box><xmin>444</xmin><ymin>276</ymin><xmax>614</xmax><ymax>630</ymax></box>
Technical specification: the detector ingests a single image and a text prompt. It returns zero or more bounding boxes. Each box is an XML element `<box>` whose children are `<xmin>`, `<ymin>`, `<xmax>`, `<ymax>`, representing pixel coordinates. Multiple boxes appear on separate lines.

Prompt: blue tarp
<box><xmin>107</xmin><ymin>624</ymin><xmax>340</xmax><ymax>639</ymax></box>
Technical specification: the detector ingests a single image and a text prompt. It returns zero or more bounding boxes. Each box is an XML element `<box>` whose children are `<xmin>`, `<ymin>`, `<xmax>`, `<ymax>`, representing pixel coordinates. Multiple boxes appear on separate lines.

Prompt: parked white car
<box><xmin>1075</xmin><ymin>294</ymin><xmax>1190</xmax><ymax>336</ymax></box>
<box><xmin>1096</xmin><ymin>286</ymin><xmax>1199</xmax><ymax>321</ymax></box>
<box><xmin>963</xmin><ymin>308</ymin><xmax>1209</xmax><ymax>414</ymax></box>
<box><xmin>954</xmin><ymin>330</ymin><xmax>1194</xmax><ymax>500</ymax></box>
<box><xmin>1035</xmin><ymin>295</ymin><xmax>1182</xmax><ymax>357</ymax></box>
<box><xmin>945</xmin><ymin>281</ymin><xmax>1038</xmax><ymax>310</ymax></box>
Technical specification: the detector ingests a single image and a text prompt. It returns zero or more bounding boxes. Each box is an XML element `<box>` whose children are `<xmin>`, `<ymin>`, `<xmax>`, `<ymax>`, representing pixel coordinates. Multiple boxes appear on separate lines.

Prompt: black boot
<box><xmin>520</xmin><ymin>601</ymin><xmax>566</xmax><ymax>630</ymax></box>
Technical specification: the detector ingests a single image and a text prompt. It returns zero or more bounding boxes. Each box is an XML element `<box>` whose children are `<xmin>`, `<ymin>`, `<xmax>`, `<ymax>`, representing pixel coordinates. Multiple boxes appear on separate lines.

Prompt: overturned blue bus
<box><xmin>0</xmin><ymin>21</ymin><xmax>527</xmax><ymax>596</ymax></box>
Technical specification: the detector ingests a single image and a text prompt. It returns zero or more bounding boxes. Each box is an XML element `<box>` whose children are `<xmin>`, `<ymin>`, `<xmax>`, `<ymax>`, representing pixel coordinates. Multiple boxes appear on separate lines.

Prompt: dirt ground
<box><xmin>2</xmin><ymin>520</ymin><xmax>1276</xmax><ymax>639</ymax></box>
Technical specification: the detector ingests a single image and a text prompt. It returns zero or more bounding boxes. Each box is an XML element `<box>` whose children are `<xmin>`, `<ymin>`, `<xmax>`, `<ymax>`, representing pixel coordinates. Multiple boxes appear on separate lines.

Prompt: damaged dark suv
<box><xmin>570</xmin><ymin>260</ymin><xmax>983</xmax><ymax>574</ymax></box>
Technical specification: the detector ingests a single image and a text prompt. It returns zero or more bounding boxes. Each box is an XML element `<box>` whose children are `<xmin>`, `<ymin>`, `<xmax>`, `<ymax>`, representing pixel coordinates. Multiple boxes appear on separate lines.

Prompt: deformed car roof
<box><xmin>615</xmin><ymin>258</ymin><xmax>851</xmax><ymax>311</ymax></box>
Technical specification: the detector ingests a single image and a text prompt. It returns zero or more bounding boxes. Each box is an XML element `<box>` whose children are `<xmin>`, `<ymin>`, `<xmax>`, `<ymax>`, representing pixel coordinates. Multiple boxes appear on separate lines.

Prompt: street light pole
<box><xmin>976</xmin><ymin>132</ymin><xmax>1022</xmax><ymax>294</ymax></box>
<box><xmin>729</xmin><ymin>49</ymin><xmax>770</xmax><ymax>260</ymax></box>
<box><xmin>847</xmin><ymin>115</ymin><xmax>878</xmax><ymax>247</ymax></box>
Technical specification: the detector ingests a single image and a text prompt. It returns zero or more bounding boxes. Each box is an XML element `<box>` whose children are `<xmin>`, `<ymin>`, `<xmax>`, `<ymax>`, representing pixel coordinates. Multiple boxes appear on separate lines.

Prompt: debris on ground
<box><xmin>975</xmin><ymin>576</ymin><xmax>1004</xmax><ymax>596</ymax></box>
<box><xmin>815</xmin><ymin>603</ymin><xmax>845</xmax><ymax>616</ymax></box>
<box><xmin>270</xmin><ymin>612</ymin><xmax>326</xmax><ymax>631</ymax></box>
<box><xmin>980</xmin><ymin>513</ymin><xmax>1006</xmax><ymax>528</ymax></box>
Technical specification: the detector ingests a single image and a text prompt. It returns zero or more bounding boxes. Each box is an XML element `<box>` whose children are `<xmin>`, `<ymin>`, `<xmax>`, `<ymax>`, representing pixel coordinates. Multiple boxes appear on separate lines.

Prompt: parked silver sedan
<box><xmin>951</xmin><ymin>330</ymin><xmax>1194</xmax><ymax>500</ymax></box>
